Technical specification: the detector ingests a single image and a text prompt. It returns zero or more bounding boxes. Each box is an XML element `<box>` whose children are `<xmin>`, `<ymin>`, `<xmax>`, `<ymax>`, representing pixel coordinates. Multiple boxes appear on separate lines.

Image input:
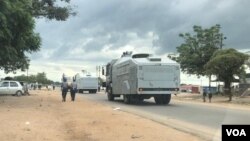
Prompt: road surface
<box><xmin>78</xmin><ymin>91</ymin><xmax>250</xmax><ymax>141</ymax></box>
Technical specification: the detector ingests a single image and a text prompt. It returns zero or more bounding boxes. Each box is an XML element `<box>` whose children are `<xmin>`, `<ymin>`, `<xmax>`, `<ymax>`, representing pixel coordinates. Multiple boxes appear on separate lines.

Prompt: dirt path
<box><xmin>0</xmin><ymin>89</ymin><xmax>201</xmax><ymax>141</ymax></box>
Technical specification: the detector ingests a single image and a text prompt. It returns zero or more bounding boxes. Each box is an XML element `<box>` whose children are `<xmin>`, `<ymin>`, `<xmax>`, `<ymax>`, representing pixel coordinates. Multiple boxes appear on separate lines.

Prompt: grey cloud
<box><xmin>35</xmin><ymin>0</ymin><xmax>250</xmax><ymax>61</ymax></box>
<box><xmin>84</xmin><ymin>40</ymin><xmax>104</xmax><ymax>52</ymax></box>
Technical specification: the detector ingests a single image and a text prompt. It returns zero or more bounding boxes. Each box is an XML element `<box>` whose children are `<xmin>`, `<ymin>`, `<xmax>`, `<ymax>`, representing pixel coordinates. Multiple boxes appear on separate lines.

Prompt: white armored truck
<box><xmin>75</xmin><ymin>73</ymin><xmax>98</xmax><ymax>93</ymax></box>
<box><xmin>103</xmin><ymin>52</ymin><xmax>180</xmax><ymax>104</ymax></box>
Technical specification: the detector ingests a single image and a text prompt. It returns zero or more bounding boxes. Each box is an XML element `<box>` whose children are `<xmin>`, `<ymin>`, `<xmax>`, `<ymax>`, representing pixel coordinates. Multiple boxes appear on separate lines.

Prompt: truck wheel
<box><xmin>108</xmin><ymin>92</ymin><xmax>114</xmax><ymax>101</ymax></box>
<box><xmin>123</xmin><ymin>95</ymin><xmax>131</xmax><ymax>104</ymax></box>
<box><xmin>134</xmin><ymin>97</ymin><xmax>143</xmax><ymax>104</ymax></box>
<box><xmin>154</xmin><ymin>95</ymin><xmax>162</xmax><ymax>104</ymax></box>
<box><xmin>162</xmin><ymin>94</ymin><xmax>171</xmax><ymax>105</ymax></box>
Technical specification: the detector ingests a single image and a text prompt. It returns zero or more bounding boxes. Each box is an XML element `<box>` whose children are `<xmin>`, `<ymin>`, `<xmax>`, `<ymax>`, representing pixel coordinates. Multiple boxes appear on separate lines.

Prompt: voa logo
<box><xmin>226</xmin><ymin>129</ymin><xmax>246</xmax><ymax>136</ymax></box>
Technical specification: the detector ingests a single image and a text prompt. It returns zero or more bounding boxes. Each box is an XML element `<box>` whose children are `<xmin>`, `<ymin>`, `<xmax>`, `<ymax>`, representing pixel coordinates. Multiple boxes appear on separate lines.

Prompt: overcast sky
<box><xmin>2</xmin><ymin>0</ymin><xmax>250</xmax><ymax>84</ymax></box>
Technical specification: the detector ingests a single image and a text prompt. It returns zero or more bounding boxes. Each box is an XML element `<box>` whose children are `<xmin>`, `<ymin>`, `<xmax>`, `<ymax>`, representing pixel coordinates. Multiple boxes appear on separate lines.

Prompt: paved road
<box><xmin>77</xmin><ymin>91</ymin><xmax>250</xmax><ymax>141</ymax></box>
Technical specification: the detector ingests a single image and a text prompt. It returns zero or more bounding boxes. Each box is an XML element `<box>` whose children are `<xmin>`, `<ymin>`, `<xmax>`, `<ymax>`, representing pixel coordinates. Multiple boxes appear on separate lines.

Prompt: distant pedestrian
<box><xmin>205</xmin><ymin>88</ymin><xmax>212</xmax><ymax>103</ymax></box>
<box><xmin>53</xmin><ymin>84</ymin><xmax>55</xmax><ymax>90</ymax></box>
<box><xmin>61</xmin><ymin>78</ymin><xmax>68</xmax><ymax>102</ymax></box>
<box><xmin>208</xmin><ymin>92</ymin><xmax>212</xmax><ymax>103</ymax></box>
<box><xmin>38</xmin><ymin>84</ymin><xmax>42</xmax><ymax>90</ymax></box>
<box><xmin>70</xmin><ymin>79</ymin><xmax>77</xmax><ymax>101</ymax></box>
<box><xmin>203</xmin><ymin>88</ymin><xmax>207</xmax><ymax>102</ymax></box>
<box><xmin>98</xmin><ymin>85</ymin><xmax>100</xmax><ymax>92</ymax></box>
<box><xmin>23</xmin><ymin>83</ymin><xmax>30</xmax><ymax>95</ymax></box>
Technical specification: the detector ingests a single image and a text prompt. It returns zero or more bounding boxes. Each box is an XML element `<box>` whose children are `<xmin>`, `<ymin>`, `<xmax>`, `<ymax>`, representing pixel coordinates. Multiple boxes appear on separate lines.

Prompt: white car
<box><xmin>0</xmin><ymin>81</ymin><xmax>24</xmax><ymax>96</ymax></box>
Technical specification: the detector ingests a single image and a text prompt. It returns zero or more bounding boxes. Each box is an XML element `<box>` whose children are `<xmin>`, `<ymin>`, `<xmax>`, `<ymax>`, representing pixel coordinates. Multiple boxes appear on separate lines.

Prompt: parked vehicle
<box><xmin>103</xmin><ymin>51</ymin><xmax>180</xmax><ymax>104</ymax></box>
<box><xmin>0</xmin><ymin>80</ymin><xmax>24</xmax><ymax>96</ymax></box>
<box><xmin>75</xmin><ymin>73</ymin><xmax>98</xmax><ymax>93</ymax></box>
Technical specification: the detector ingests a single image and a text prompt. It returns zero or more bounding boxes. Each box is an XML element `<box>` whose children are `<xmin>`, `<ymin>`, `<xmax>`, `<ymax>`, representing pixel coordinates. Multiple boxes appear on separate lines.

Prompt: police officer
<box><xmin>70</xmin><ymin>79</ymin><xmax>77</xmax><ymax>101</ymax></box>
<box><xmin>208</xmin><ymin>89</ymin><xmax>212</xmax><ymax>103</ymax></box>
<box><xmin>203</xmin><ymin>87</ymin><xmax>207</xmax><ymax>102</ymax></box>
<box><xmin>61</xmin><ymin>78</ymin><xmax>68</xmax><ymax>102</ymax></box>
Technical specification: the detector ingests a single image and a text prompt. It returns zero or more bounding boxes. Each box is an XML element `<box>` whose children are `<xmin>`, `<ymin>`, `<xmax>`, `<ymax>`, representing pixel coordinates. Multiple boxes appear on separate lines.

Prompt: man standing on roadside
<box><xmin>203</xmin><ymin>87</ymin><xmax>207</xmax><ymax>102</ymax></box>
<box><xmin>61</xmin><ymin>78</ymin><xmax>68</xmax><ymax>102</ymax></box>
<box><xmin>70</xmin><ymin>78</ymin><xmax>77</xmax><ymax>101</ymax></box>
<box><xmin>53</xmin><ymin>84</ymin><xmax>55</xmax><ymax>90</ymax></box>
<box><xmin>208</xmin><ymin>89</ymin><xmax>212</xmax><ymax>103</ymax></box>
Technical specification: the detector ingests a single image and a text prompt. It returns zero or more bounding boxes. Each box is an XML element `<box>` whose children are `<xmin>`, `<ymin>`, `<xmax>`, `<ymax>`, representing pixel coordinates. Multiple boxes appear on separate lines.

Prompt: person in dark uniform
<box><xmin>208</xmin><ymin>91</ymin><xmax>212</xmax><ymax>103</ymax></box>
<box><xmin>61</xmin><ymin>78</ymin><xmax>68</xmax><ymax>102</ymax></box>
<box><xmin>70</xmin><ymin>79</ymin><xmax>77</xmax><ymax>101</ymax></box>
<box><xmin>203</xmin><ymin>87</ymin><xmax>207</xmax><ymax>102</ymax></box>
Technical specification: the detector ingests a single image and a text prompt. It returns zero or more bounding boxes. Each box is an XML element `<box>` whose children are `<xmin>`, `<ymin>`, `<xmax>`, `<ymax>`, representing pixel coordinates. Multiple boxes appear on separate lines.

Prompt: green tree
<box><xmin>30</xmin><ymin>0</ymin><xmax>76</xmax><ymax>21</ymax></box>
<box><xmin>205</xmin><ymin>49</ymin><xmax>249</xmax><ymax>101</ymax></box>
<box><xmin>176</xmin><ymin>24</ymin><xmax>225</xmax><ymax>88</ymax></box>
<box><xmin>36</xmin><ymin>72</ymin><xmax>53</xmax><ymax>84</ymax></box>
<box><xmin>246</xmin><ymin>60</ymin><xmax>250</xmax><ymax>68</ymax></box>
<box><xmin>0</xmin><ymin>0</ymin><xmax>75</xmax><ymax>73</ymax></box>
<box><xmin>13</xmin><ymin>72</ymin><xmax>53</xmax><ymax>84</ymax></box>
<box><xmin>13</xmin><ymin>74</ymin><xmax>29</xmax><ymax>82</ymax></box>
<box><xmin>0</xmin><ymin>0</ymin><xmax>41</xmax><ymax>73</ymax></box>
<box><xmin>28</xmin><ymin>74</ymin><xmax>38</xmax><ymax>83</ymax></box>
<box><xmin>246</xmin><ymin>51</ymin><xmax>250</xmax><ymax>68</ymax></box>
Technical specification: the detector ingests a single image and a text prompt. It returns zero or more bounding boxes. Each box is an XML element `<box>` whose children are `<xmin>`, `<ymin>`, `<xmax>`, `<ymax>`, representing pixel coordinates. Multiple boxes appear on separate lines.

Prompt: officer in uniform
<box><xmin>70</xmin><ymin>78</ymin><xmax>77</xmax><ymax>101</ymax></box>
<box><xmin>61</xmin><ymin>78</ymin><xmax>68</xmax><ymax>102</ymax></box>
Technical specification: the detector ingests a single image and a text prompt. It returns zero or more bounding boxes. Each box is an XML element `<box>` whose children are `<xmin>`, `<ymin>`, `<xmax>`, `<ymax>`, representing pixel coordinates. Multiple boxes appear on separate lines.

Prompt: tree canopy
<box><xmin>205</xmin><ymin>48</ymin><xmax>249</xmax><ymax>101</ymax></box>
<box><xmin>0</xmin><ymin>0</ymin><xmax>41</xmax><ymax>73</ymax></box>
<box><xmin>0</xmin><ymin>0</ymin><xmax>75</xmax><ymax>73</ymax></box>
<box><xmin>246</xmin><ymin>51</ymin><xmax>250</xmax><ymax>68</ymax></box>
<box><xmin>13</xmin><ymin>72</ymin><xmax>53</xmax><ymax>84</ymax></box>
<box><xmin>31</xmin><ymin>0</ymin><xmax>76</xmax><ymax>21</ymax></box>
<box><xmin>176</xmin><ymin>24</ymin><xmax>224</xmax><ymax>77</ymax></box>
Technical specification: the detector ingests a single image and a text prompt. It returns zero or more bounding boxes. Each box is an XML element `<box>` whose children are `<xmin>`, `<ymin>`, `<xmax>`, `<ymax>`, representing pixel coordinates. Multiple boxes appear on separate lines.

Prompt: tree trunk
<box><xmin>209</xmin><ymin>75</ymin><xmax>211</xmax><ymax>93</ymax></box>
<box><xmin>224</xmin><ymin>81</ymin><xmax>232</xmax><ymax>101</ymax></box>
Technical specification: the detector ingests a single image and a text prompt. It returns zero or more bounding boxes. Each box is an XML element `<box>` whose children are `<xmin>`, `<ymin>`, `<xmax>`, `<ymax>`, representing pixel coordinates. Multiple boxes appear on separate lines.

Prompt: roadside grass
<box><xmin>173</xmin><ymin>92</ymin><xmax>250</xmax><ymax>106</ymax></box>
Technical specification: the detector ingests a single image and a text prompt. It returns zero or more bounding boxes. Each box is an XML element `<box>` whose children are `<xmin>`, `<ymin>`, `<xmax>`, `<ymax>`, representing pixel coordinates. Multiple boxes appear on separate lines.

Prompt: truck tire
<box><xmin>78</xmin><ymin>90</ymin><xmax>83</xmax><ymax>93</ymax></box>
<box><xmin>107</xmin><ymin>87</ymin><xmax>114</xmax><ymax>101</ymax></box>
<box><xmin>123</xmin><ymin>95</ymin><xmax>131</xmax><ymax>104</ymax></box>
<box><xmin>162</xmin><ymin>94</ymin><xmax>171</xmax><ymax>105</ymax></box>
<box><xmin>108</xmin><ymin>92</ymin><xmax>114</xmax><ymax>101</ymax></box>
<box><xmin>155</xmin><ymin>95</ymin><xmax>171</xmax><ymax>105</ymax></box>
<box><xmin>154</xmin><ymin>95</ymin><xmax>162</xmax><ymax>104</ymax></box>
